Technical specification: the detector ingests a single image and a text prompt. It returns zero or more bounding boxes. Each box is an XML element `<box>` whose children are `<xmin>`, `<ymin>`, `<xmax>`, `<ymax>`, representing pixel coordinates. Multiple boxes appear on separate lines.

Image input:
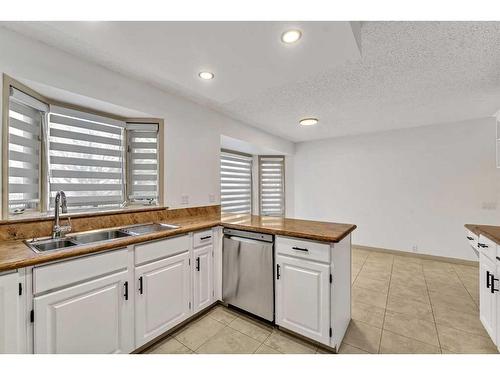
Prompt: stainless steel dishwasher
<box><xmin>222</xmin><ymin>228</ymin><xmax>274</xmax><ymax>322</ymax></box>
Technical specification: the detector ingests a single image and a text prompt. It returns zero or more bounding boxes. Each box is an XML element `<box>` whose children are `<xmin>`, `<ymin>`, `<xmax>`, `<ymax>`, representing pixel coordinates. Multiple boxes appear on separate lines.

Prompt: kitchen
<box><xmin>0</xmin><ymin>2</ymin><xmax>500</xmax><ymax>370</ymax></box>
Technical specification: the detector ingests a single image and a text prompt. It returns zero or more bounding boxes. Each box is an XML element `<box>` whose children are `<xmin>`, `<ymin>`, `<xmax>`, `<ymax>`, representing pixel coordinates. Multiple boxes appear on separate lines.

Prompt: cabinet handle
<box><xmin>124</xmin><ymin>281</ymin><xmax>129</xmax><ymax>301</ymax></box>
<box><xmin>292</xmin><ymin>246</ymin><xmax>309</xmax><ymax>252</ymax></box>
<box><xmin>200</xmin><ymin>235</ymin><xmax>211</xmax><ymax>240</ymax></box>
<box><xmin>496</xmin><ymin>257</ymin><xmax>500</xmax><ymax>262</ymax></box>
<box><xmin>466</xmin><ymin>236</ymin><xmax>474</xmax><ymax>241</ymax></box>
<box><xmin>196</xmin><ymin>257</ymin><xmax>200</xmax><ymax>271</ymax></box>
<box><xmin>138</xmin><ymin>276</ymin><xmax>143</xmax><ymax>295</ymax></box>
<box><xmin>478</xmin><ymin>243</ymin><xmax>488</xmax><ymax>248</ymax></box>
<box><xmin>486</xmin><ymin>271</ymin><xmax>492</xmax><ymax>288</ymax></box>
<box><xmin>491</xmin><ymin>275</ymin><xmax>499</xmax><ymax>294</ymax></box>
<box><xmin>276</xmin><ymin>264</ymin><xmax>281</xmax><ymax>280</ymax></box>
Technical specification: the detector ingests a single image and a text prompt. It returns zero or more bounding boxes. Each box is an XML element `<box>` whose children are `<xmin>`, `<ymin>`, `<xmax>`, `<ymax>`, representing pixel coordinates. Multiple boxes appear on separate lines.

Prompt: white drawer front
<box><xmin>34</xmin><ymin>248</ymin><xmax>128</xmax><ymax>294</ymax></box>
<box><xmin>466</xmin><ymin>230</ymin><xmax>479</xmax><ymax>251</ymax></box>
<box><xmin>193</xmin><ymin>229</ymin><xmax>213</xmax><ymax>248</ymax></box>
<box><xmin>135</xmin><ymin>235</ymin><xmax>190</xmax><ymax>265</ymax></box>
<box><xmin>479</xmin><ymin>235</ymin><xmax>498</xmax><ymax>261</ymax></box>
<box><xmin>276</xmin><ymin>236</ymin><xmax>330</xmax><ymax>263</ymax></box>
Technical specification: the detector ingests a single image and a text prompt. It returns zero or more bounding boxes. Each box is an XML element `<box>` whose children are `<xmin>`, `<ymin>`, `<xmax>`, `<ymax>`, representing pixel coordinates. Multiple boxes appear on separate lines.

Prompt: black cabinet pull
<box><xmin>491</xmin><ymin>275</ymin><xmax>499</xmax><ymax>294</ymax></box>
<box><xmin>138</xmin><ymin>276</ymin><xmax>143</xmax><ymax>295</ymax></box>
<box><xmin>124</xmin><ymin>281</ymin><xmax>129</xmax><ymax>300</ymax></box>
<box><xmin>478</xmin><ymin>243</ymin><xmax>488</xmax><ymax>248</ymax></box>
<box><xmin>292</xmin><ymin>246</ymin><xmax>309</xmax><ymax>252</ymax></box>
<box><xmin>276</xmin><ymin>264</ymin><xmax>281</xmax><ymax>279</ymax></box>
<box><xmin>497</xmin><ymin>256</ymin><xmax>500</xmax><ymax>262</ymax></box>
<box><xmin>200</xmin><ymin>235</ymin><xmax>211</xmax><ymax>240</ymax></box>
<box><xmin>466</xmin><ymin>236</ymin><xmax>474</xmax><ymax>241</ymax></box>
<box><xmin>486</xmin><ymin>271</ymin><xmax>492</xmax><ymax>288</ymax></box>
<box><xmin>196</xmin><ymin>257</ymin><xmax>200</xmax><ymax>271</ymax></box>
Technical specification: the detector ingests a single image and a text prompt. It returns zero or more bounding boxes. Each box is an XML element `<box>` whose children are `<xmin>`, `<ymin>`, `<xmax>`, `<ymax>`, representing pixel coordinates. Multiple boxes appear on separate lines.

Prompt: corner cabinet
<box><xmin>0</xmin><ymin>270</ymin><xmax>27</xmax><ymax>353</ymax></box>
<box><xmin>275</xmin><ymin>234</ymin><xmax>351</xmax><ymax>350</ymax></box>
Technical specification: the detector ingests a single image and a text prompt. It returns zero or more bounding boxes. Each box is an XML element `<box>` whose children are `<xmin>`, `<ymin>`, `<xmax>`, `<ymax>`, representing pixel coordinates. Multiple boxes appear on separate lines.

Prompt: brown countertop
<box><xmin>465</xmin><ymin>224</ymin><xmax>500</xmax><ymax>245</ymax></box>
<box><xmin>221</xmin><ymin>214</ymin><xmax>356</xmax><ymax>243</ymax></box>
<box><xmin>0</xmin><ymin>214</ymin><xmax>356</xmax><ymax>273</ymax></box>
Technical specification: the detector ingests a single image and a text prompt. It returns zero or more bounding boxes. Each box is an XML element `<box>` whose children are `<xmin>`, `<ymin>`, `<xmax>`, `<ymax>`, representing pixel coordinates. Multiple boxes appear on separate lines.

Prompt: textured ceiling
<box><xmin>3</xmin><ymin>21</ymin><xmax>500</xmax><ymax>142</ymax></box>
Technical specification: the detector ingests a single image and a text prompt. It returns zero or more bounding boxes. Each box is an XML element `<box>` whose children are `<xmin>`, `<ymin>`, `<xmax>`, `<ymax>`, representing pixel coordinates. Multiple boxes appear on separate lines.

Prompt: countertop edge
<box><xmin>465</xmin><ymin>224</ymin><xmax>500</xmax><ymax>245</ymax></box>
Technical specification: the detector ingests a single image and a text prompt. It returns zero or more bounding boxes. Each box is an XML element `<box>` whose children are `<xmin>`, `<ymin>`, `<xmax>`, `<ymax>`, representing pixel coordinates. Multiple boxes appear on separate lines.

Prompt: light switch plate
<box><xmin>181</xmin><ymin>195</ymin><xmax>189</xmax><ymax>205</ymax></box>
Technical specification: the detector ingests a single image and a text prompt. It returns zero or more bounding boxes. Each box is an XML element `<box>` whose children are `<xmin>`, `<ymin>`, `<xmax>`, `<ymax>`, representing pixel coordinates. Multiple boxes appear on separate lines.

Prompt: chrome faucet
<box><xmin>52</xmin><ymin>191</ymin><xmax>72</xmax><ymax>239</ymax></box>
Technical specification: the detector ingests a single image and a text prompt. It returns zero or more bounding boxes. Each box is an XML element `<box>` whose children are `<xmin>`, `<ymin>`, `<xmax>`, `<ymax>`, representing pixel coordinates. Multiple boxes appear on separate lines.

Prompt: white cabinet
<box><xmin>135</xmin><ymin>251</ymin><xmax>191</xmax><ymax>347</ymax></box>
<box><xmin>0</xmin><ymin>270</ymin><xmax>26</xmax><ymax>353</ymax></box>
<box><xmin>34</xmin><ymin>270</ymin><xmax>133</xmax><ymax>354</ymax></box>
<box><xmin>275</xmin><ymin>254</ymin><xmax>330</xmax><ymax>345</ymax></box>
<box><xmin>193</xmin><ymin>245</ymin><xmax>214</xmax><ymax>313</ymax></box>
<box><xmin>479</xmin><ymin>252</ymin><xmax>497</xmax><ymax>340</ymax></box>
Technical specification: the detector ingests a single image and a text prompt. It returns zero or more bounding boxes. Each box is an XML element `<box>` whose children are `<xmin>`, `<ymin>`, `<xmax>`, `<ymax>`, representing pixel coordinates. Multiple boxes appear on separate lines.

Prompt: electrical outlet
<box><xmin>412</xmin><ymin>245</ymin><xmax>418</xmax><ymax>252</ymax></box>
<box><xmin>481</xmin><ymin>202</ymin><xmax>497</xmax><ymax>210</ymax></box>
<box><xmin>209</xmin><ymin>194</ymin><xmax>216</xmax><ymax>203</ymax></box>
<box><xmin>181</xmin><ymin>195</ymin><xmax>189</xmax><ymax>205</ymax></box>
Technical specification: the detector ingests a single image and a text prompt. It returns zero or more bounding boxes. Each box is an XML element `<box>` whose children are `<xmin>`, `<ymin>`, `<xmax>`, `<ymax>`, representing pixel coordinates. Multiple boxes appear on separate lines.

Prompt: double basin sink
<box><xmin>25</xmin><ymin>223</ymin><xmax>180</xmax><ymax>253</ymax></box>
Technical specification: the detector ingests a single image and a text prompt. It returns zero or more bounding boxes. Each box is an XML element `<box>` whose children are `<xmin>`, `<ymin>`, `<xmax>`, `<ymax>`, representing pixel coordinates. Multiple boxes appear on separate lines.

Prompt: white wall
<box><xmin>294</xmin><ymin>117</ymin><xmax>500</xmax><ymax>261</ymax></box>
<box><xmin>0</xmin><ymin>27</ymin><xmax>294</xmax><ymax>210</ymax></box>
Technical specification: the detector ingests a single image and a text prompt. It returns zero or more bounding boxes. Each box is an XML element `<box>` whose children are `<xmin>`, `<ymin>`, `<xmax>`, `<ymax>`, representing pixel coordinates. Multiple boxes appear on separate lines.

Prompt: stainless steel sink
<box><xmin>25</xmin><ymin>222</ymin><xmax>181</xmax><ymax>253</ymax></box>
<box><xmin>27</xmin><ymin>238</ymin><xmax>79</xmax><ymax>252</ymax></box>
<box><xmin>71</xmin><ymin>229</ymin><xmax>131</xmax><ymax>244</ymax></box>
<box><xmin>120</xmin><ymin>223</ymin><xmax>180</xmax><ymax>235</ymax></box>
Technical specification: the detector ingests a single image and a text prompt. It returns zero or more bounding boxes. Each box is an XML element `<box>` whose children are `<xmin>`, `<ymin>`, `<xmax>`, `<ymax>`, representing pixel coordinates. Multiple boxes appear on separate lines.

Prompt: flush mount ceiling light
<box><xmin>299</xmin><ymin>118</ymin><xmax>318</xmax><ymax>126</ymax></box>
<box><xmin>198</xmin><ymin>71</ymin><xmax>215</xmax><ymax>80</ymax></box>
<box><xmin>281</xmin><ymin>29</ymin><xmax>302</xmax><ymax>44</ymax></box>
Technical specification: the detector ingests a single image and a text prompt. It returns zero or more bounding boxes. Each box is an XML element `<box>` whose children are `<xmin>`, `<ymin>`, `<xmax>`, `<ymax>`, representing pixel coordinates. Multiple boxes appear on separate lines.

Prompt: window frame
<box><xmin>1</xmin><ymin>74</ymin><xmax>164</xmax><ymax>219</ymax></box>
<box><xmin>258</xmin><ymin>155</ymin><xmax>286</xmax><ymax>217</ymax></box>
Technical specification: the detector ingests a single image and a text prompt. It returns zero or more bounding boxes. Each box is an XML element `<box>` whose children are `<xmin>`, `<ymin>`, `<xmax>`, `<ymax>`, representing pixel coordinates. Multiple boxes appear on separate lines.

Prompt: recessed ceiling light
<box><xmin>198</xmin><ymin>71</ymin><xmax>214</xmax><ymax>80</ymax></box>
<box><xmin>299</xmin><ymin>118</ymin><xmax>318</xmax><ymax>126</ymax></box>
<box><xmin>281</xmin><ymin>29</ymin><xmax>302</xmax><ymax>44</ymax></box>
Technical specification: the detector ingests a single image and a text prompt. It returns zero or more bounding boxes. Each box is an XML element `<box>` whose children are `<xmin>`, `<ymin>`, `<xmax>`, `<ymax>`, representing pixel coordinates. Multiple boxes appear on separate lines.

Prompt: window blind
<box><xmin>126</xmin><ymin>123</ymin><xmax>159</xmax><ymax>204</ymax></box>
<box><xmin>220</xmin><ymin>151</ymin><xmax>252</xmax><ymax>214</ymax></box>
<box><xmin>48</xmin><ymin>106</ymin><xmax>126</xmax><ymax>211</ymax></box>
<box><xmin>259</xmin><ymin>155</ymin><xmax>285</xmax><ymax>216</ymax></box>
<box><xmin>8</xmin><ymin>88</ymin><xmax>48</xmax><ymax>214</ymax></box>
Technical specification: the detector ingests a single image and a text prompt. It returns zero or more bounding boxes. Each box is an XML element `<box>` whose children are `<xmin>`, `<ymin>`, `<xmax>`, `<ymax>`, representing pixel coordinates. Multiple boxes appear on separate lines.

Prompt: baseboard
<box><xmin>353</xmin><ymin>244</ymin><xmax>478</xmax><ymax>266</ymax></box>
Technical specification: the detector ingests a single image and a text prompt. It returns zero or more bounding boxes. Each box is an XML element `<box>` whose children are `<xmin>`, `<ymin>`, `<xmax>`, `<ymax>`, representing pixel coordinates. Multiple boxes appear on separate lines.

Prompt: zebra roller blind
<box><xmin>259</xmin><ymin>155</ymin><xmax>285</xmax><ymax>216</ymax></box>
<box><xmin>48</xmin><ymin>106</ymin><xmax>126</xmax><ymax>211</ymax></box>
<box><xmin>8</xmin><ymin>88</ymin><xmax>48</xmax><ymax>214</ymax></box>
<box><xmin>127</xmin><ymin>123</ymin><xmax>159</xmax><ymax>204</ymax></box>
<box><xmin>220</xmin><ymin>150</ymin><xmax>252</xmax><ymax>214</ymax></box>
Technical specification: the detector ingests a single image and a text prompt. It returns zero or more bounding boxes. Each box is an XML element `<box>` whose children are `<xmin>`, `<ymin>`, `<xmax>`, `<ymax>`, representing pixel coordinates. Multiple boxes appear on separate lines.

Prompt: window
<box><xmin>259</xmin><ymin>155</ymin><xmax>285</xmax><ymax>217</ymax></box>
<box><xmin>3</xmin><ymin>78</ymin><xmax>163</xmax><ymax>218</ymax></box>
<box><xmin>7</xmin><ymin>87</ymin><xmax>48</xmax><ymax>214</ymax></box>
<box><xmin>48</xmin><ymin>106</ymin><xmax>126</xmax><ymax>211</ymax></box>
<box><xmin>220</xmin><ymin>150</ymin><xmax>252</xmax><ymax>214</ymax></box>
<box><xmin>127</xmin><ymin>123</ymin><xmax>160</xmax><ymax>205</ymax></box>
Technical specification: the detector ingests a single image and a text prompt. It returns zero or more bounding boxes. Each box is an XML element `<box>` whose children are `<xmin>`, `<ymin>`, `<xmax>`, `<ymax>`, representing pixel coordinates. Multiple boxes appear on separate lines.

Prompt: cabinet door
<box><xmin>276</xmin><ymin>255</ymin><xmax>330</xmax><ymax>345</ymax></box>
<box><xmin>0</xmin><ymin>271</ymin><xmax>26</xmax><ymax>353</ymax></box>
<box><xmin>34</xmin><ymin>270</ymin><xmax>133</xmax><ymax>354</ymax></box>
<box><xmin>135</xmin><ymin>251</ymin><xmax>191</xmax><ymax>347</ymax></box>
<box><xmin>193</xmin><ymin>245</ymin><xmax>213</xmax><ymax>313</ymax></box>
<box><xmin>479</xmin><ymin>253</ymin><xmax>496</xmax><ymax>341</ymax></box>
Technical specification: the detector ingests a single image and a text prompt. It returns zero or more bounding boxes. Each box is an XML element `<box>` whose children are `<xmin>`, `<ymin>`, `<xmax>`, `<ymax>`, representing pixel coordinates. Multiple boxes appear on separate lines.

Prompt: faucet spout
<box><xmin>53</xmin><ymin>191</ymin><xmax>71</xmax><ymax>239</ymax></box>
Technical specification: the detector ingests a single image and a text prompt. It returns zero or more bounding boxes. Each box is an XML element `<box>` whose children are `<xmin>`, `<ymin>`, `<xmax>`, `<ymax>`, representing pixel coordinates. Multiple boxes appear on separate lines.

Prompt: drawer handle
<box><xmin>292</xmin><ymin>246</ymin><xmax>309</xmax><ymax>252</ymax></box>
<box><xmin>200</xmin><ymin>235</ymin><xmax>212</xmax><ymax>240</ymax></box>
<box><xmin>478</xmin><ymin>243</ymin><xmax>488</xmax><ymax>248</ymax></box>
<box><xmin>466</xmin><ymin>236</ymin><xmax>474</xmax><ymax>241</ymax></box>
<box><xmin>196</xmin><ymin>257</ymin><xmax>200</xmax><ymax>271</ymax></box>
<box><xmin>276</xmin><ymin>264</ymin><xmax>281</xmax><ymax>280</ymax></box>
<box><xmin>138</xmin><ymin>276</ymin><xmax>144</xmax><ymax>295</ymax></box>
<box><xmin>124</xmin><ymin>281</ymin><xmax>129</xmax><ymax>301</ymax></box>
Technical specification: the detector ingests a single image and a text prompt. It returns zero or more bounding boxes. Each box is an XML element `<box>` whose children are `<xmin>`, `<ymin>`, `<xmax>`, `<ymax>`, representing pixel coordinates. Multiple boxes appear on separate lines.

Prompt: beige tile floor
<box><xmin>142</xmin><ymin>247</ymin><xmax>499</xmax><ymax>354</ymax></box>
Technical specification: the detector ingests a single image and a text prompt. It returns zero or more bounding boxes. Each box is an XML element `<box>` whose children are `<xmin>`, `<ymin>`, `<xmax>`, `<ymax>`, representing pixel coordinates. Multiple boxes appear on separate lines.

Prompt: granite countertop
<box><xmin>0</xmin><ymin>214</ymin><xmax>356</xmax><ymax>272</ymax></box>
<box><xmin>465</xmin><ymin>224</ymin><xmax>500</xmax><ymax>245</ymax></box>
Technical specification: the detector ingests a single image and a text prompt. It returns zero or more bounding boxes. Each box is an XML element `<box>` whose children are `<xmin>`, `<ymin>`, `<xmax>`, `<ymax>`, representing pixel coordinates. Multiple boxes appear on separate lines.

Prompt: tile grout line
<box><xmin>376</xmin><ymin>255</ymin><xmax>393</xmax><ymax>354</ymax></box>
<box><xmin>422</xmin><ymin>264</ymin><xmax>444</xmax><ymax>354</ymax></box>
<box><xmin>451</xmin><ymin>265</ymin><xmax>480</xmax><ymax>310</ymax></box>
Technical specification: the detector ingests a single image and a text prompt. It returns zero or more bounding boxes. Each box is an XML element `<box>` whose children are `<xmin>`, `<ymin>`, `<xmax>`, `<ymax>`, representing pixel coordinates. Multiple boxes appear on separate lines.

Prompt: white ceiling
<box><xmin>3</xmin><ymin>21</ymin><xmax>500</xmax><ymax>142</ymax></box>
